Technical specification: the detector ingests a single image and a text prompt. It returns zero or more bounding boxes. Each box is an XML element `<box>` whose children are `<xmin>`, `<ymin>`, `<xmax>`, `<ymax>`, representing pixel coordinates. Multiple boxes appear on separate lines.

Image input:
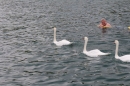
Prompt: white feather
<box><xmin>114</xmin><ymin>40</ymin><xmax>130</xmax><ymax>62</ymax></box>
<box><xmin>83</xmin><ymin>37</ymin><xmax>110</xmax><ymax>57</ymax></box>
<box><xmin>53</xmin><ymin>27</ymin><xmax>73</xmax><ymax>46</ymax></box>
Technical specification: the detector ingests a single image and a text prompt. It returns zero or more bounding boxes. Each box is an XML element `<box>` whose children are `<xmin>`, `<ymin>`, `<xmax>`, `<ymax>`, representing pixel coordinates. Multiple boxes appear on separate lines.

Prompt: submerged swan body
<box><xmin>53</xmin><ymin>27</ymin><xmax>72</xmax><ymax>46</ymax></box>
<box><xmin>114</xmin><ymin>40</ymin><xmax>130</xmax><ymax>62</ymax></box>
<box><xmin>83</xmin><ymin>37</ymin><xmax>110</xmax><ymax>57</ymax></box>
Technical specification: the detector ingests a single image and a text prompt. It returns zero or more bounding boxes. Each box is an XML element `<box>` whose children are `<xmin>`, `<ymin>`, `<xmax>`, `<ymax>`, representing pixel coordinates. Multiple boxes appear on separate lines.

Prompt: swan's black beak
<box><xmin>114</xmin><ymin>42</ymin><xmax>115</xmax><ymax>44</ymax></box>
<box><xmin>83</xmin><ymin>37</ymin><xmax>85</xmax><ymax>40</ymax></box>
<box><xmin>52</xmin><ymin>26</ymin><xmax>55</xmax><ymax>28</ymax></box>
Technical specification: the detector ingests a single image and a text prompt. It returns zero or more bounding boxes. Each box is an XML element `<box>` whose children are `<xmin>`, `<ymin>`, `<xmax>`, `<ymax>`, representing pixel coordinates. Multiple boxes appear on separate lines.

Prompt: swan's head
<box><xmin>114</xmin><ymin>40</ymin><xmax>119</xmax><ymax>44</ymax></box>
<box><xmin>53</xmin><ymin>27</ymin><xmax>56</xmax><ymax>31</ymax></box>
<box><xmin>84</xmin><ymin>37</ymin><xmax>88</xmax><ymax>41</ymax></box>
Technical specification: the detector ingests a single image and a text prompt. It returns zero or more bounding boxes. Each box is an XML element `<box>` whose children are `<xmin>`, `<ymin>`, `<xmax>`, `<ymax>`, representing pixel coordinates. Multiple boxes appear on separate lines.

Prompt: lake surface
<box><xmin>0</xmin><ymin>0</ymin><xmax>130</xmax><ymax>86</ymax></box>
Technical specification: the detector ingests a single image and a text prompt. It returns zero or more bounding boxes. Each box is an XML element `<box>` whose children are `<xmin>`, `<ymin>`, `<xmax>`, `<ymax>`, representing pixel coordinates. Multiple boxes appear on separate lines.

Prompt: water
<box><xmin>0</xmin><ymin>0</ymin><xmax>130</xmax><ymax>86</ymax></box>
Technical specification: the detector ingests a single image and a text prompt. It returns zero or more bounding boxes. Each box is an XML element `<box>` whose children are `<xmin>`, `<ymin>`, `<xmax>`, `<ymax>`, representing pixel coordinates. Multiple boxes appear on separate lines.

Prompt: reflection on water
<box><xmin>102</xmin><ymin>29</ymin><xmax>107</xmax><ymax>33</ymax></box>
<box><xmin>0</xmin><ymin>0</ymin><xmax>130</xmax><ymax>86</ymax></box>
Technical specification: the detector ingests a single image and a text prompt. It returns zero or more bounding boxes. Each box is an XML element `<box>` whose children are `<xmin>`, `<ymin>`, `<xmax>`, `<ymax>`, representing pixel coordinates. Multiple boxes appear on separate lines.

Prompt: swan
<box><xmin>98</xmin><ymin>18</ymin><xmax>111</xmax><ymax>29</ymax></box>
<box><xmin>53</xmin><ymin>27</ymin><xmax>73</xmax><ymax>46</ymax></box>
<box><xmin>83</xmin><ymin>37</ymin><xmax>110</xmax><ymax>57</ymax></box>
<box><xmin>114</xmin><ymin>40</ymin><xmax>130</xmax><ymax>62</ymax></box>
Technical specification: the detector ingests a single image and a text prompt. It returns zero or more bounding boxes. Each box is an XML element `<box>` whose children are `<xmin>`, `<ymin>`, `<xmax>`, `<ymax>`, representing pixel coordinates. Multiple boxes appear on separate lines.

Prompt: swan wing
<box><xmin>59</xmin><ymin>39</ymin><xmax>72</xmax><ymax>45</ymax></box>
<box><xmin>55</xmin><ymin>39</ymin><xmax>72</xmax><ymax>46</ymax></box>
<box><xmin>88</xmin><ymin>49</ymin><xmax>103</xmax><ymax>54</ymax></box>
<box><xmin>88</xmin><ymin>49</ymin><xmax>110</xmax><ymax>56</ymax></box>
<box><xmin>119</xmin><ymin>55</ymin><xmax>130</xmax><ymax>62</ymax></box>
<box><xmin>54</xmin><ymin>39</ymin><xmax>72</xmax><ymax>46</ymax></box>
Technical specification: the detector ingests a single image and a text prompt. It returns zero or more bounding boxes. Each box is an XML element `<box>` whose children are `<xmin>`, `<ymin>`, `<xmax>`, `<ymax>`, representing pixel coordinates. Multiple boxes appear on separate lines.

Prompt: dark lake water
<box><xmin>0</xmin><ymin>0</ymin><xmax>130</xmax><ymax>86</ymax></box>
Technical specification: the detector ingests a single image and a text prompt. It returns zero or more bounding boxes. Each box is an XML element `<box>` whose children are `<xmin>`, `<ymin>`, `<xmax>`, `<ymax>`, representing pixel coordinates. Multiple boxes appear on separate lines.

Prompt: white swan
<box><xmin>53</xmin><ymin>27</ymin><xmax>73</xmax><ymax>46</ymax></box>
<box><xmin>83</xmin><ymin>37</ymin><xmax>110</xmax><ymax>57</ymax></box>
<box><xmin>114</xmin><ymin>40</ymin><xmax>130</xmax><ymax>62</ymax></box>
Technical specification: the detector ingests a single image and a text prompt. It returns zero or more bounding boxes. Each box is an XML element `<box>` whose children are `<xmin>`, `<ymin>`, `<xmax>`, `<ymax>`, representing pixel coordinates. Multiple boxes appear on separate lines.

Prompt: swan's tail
<box><xmin>63</xmin><ymin>42</ymin><xmax>73</xmax><ymax>46</ymax></box>
<box><xmin>103</xmin><ymin>52</ymin><xmax>111</xmax><ymax>55</ymax></box>
<box><xmin>70</xmin><ymin>42</ymin><xmax>73</xmax><ymax>44</ymax></box>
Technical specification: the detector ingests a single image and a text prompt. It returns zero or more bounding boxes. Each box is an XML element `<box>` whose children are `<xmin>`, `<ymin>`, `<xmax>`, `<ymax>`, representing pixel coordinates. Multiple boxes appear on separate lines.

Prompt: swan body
<box><xmin>54</xmin><ymin>39</ymin><xmax>72</xmax><ymax>46</ymax></box>
<box><xmin>83</xmin><ymin>49</ymin><xmax>110</xmax><ymax>57</ymax></box>
<box><xmin>53</xmin><ymin>27</ymin><xmax>72</xmax><ymax>46</ymax></box>
<box><xmin>83</xmin><ymin>37</ymin><xmax>110</xmax><ymax>57</ymax></box>
<box><xmin>114</xmin><ymin>40</ymin><xmax>130</xmax><ymax>62</ymax></box>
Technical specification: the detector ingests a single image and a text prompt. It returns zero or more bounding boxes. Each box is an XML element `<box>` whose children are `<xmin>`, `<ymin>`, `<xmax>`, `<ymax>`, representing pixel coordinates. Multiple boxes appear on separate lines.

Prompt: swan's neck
<box><xmin>83</xmin><ymin>39</ymin><xmax>88</xmax><ymax>52</ymax></box>
<box><xmin>115</xmin><ymin>43</ymin><xmax>119</xmax><ymax>58</ymax></box>
<box><xmin>53</xmin><ymin>29</ymin><xmax>57</xmax><ymax>43</ymax></box>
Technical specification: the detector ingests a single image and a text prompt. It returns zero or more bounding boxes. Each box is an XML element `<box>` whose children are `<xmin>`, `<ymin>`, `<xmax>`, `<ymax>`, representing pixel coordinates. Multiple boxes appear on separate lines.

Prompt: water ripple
<box><xmin>0</xmin><ymin>0</ymin><xmax>130</xmax><ymax>86</ymax></box>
